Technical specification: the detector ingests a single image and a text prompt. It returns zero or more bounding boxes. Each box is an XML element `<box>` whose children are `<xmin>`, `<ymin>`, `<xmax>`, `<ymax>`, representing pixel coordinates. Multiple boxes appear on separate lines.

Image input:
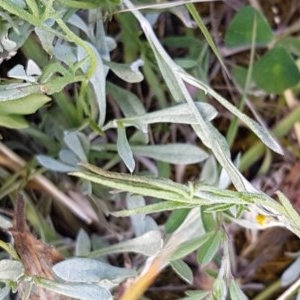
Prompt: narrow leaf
<box><xmin>117</xmin><ymin>124</ymin><xmax>135</xmax><ymax>172</ymax></box>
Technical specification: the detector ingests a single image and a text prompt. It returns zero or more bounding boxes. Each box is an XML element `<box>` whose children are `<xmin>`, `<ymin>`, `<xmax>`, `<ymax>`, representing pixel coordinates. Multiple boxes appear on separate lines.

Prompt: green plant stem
<box><xmin>240</xmin><ymin>105</ymin><xmax>300</xmax><ymax>172</ymax></box>
<box><xmin>0</xmin><ymin>0</ymin><xmax>40</xmax><ymax>25</ymax></box>
<box><xmin>55</xmin><ymin>18</ymin><xmax>96</xmax><ymax>80</ymax></box>
<box><xmin>25</xmin><ymin>0</ymin><xmax>40</xmax><ymax>17</ymax></box>
<box><xmin>252</xmin><ymin>280</ymin><xmax>281</xmax><ymax>300</ymax></box>
<box><xmin>226</xmin><ymin>15</ymin><xmax>257</xmax><ymax>147</ymax></box>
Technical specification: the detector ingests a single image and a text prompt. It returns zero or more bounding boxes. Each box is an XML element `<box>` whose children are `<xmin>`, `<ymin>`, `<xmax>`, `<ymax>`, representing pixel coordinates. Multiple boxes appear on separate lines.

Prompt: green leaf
<box><xmin>107</xmin><ymin>82</ymin><xmax>146</xmax><ymax>117</ymax></box>
<box><xmin>87</xmin><ymin>230</ymin><xmax>162</xmax><ymax>257</ymax></box>
<box><xmin>34</xmin><ymin>277</ymin><xmax>113</xmax><ymax>300</ymax></box>
<box><xmin>225</xmin><ymin>6</ymin><xmax>273</xmax><ymax>48</ymax></box>
<box><xmin>276</xmin><ymin>37</ymin><xmax>300</xmax><ymax>56</ymax></box>
<box><xmin>117</xmin><ymin>124</ymin><xmax>135</xmax><ymax>172</ymax></box>
<box><xmin>132</xmin><ymin>143</ymin><xmax>208</xmax><ymax>165</ymax></box>
<box><xmin>212</xmin><ymin>277</ymin><xmax>227</xmax><ymax>300</ymax></box>
<box><xmin>165</xmin><ymin>208</ymin><xmax>190</xmax><ymax>233</ymax></box>
<box><xmin>229</xmin><ymin>280</ymin><xmax>249</xmax><ymax>300</ymax></box>
<box><xmin>64</xmin><ymin>131</ymin><xmax>87</xmax><ymax>162</ymax></box>
<box><xmin>36</xmin><ymin>155</ymin><xmax>76</xmax><ymax>172</ymax></box>
<box><xmin>0</xmin><ymin>114</ymin><xmax>28</xmax><ymax>128</ymax></box>
<box><xmin>0</xmin><ymin>94</ymin><xmax>51</xmax><ymax>114</ymax></box>
<box><xmin>186</xmin><ymin>3</ymin><xmax>228</xmax><ymax>74</ymax></box>
<box><xmin>104</xmin><ymin>59</ymin><xmax>144</xmax><ymax>83</ymax></box>
<box><xmin>75</xmin><ymin>229</ymin><xmax>91</xmax><ymax>256</ymax></box>
<box><xmin>253</xmin><ymin>46</ymin><xmax>300</xmax><ymax>93</ymax></box>
<box><xmin>197</xmin><ymin>230</ymin><xmax>222</xmax><ymax>265</ymax></box>
<box><xmin>0</xmin><ymin>260</ymin><xmax>24</xmax><ymax>281</ymax></box>
<box><xmin>0</xmin><ymin>285</ymin><xmax>10</xmax><ymax>299</ymax></box>
<box><xmin>53</xmin><ymin>257</ymin><xmax>136</xmax><ymax>283</ymax></box>
<box><xmin>182</xmin><ymin>290</ymin><xmax>209</xmax><ymax>300</ymax></box>
<box><xmin>103</xmin><ymin>102</ymin><xmax>217</xmax><ymax>131</ymax></box>
<box><xmin>171</xmin><ymin>232</ymin><xmax>214</xmax><ymax>261</ymax></box>
<box><xmin>170</xmin><ymin>259</ymin><xmax>193</xmax><ymax>284</ymax></box>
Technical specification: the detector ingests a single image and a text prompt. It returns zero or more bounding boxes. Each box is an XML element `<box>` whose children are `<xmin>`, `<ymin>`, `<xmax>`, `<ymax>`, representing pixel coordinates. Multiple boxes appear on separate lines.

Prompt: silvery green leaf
<box><xmin>132</xmin><ymin>143</ymin><xmax>208</xmax><ymax>164</ymax></box>
<box><xmin>75</xmin><ymin>229</ymin><xmax>91</xmax><ymax>256</ymax></box>
<box><xmin>35</xmin><ymin>277</ymin><xmax>112</xmax><ymax>300</ymax></box>
<box><xmin>53</xmin><ymin>258</ymin><xmax>136</xmax><ymax>283</ymax></box>
<box><xmin>0</xmin><ymin>260</ymin><xmax>24</xmax><ymax>281</ymax></box>
<box><xmin>35</xmin><ymin>26</ymin><xmax>55</xmax><ymax>56</ymax></box>
<box><xmin>0</xmin><ymin>285</ymin><xmax>10</xmax><ymax>299</ymax></box>
<box><xmin>64</xmin><ymin>131</ymin><xmax>87</xmax><ymax>162</ymax></box>
<box><xmin>229</xmin><ymin>280</ymin><xmax>248</xmax><ymax>300</ymax></box>
<box><xmin>78</xmin><ymin>43</ymin><xmax>108</xmax><ymax>126</ymax></box>
<box><xmin>0</xmin><ymin>214</ymin><xmax>12</xmax><ymax>229</ymax></box>
<box><xmin>170</xmin><ymin>259</ymin><xmax>193</xmax><ymax>284</ymax></box>
<box><xmin>105</xmin><ymin>59</ymin><xmax>144</xmax><ymax>83</ymax></box>
<box><xmin>126</xmin><ymin>194</ymin><xmax>158</xmax><ymax>236</ymax></box>
<box><xmin>183</xmin><ymin>73</ymin><xmax>283</xmax><ymax>155</ymax></box>
<box><xmin>107</xmin><ymin>82</ymin><xmax>146</xmax><ymax>117</ymax></box>
<box><xmin>68</xmin><ymin>14</ymin><xmax>90</xmax><ymax>37</ymax></box>
<box><xmin>0</xmin><ymin>83</ymin><xmax>32</xmax><ymax>100</ymax></box>
<box><xmin>59</xmin><ymin>149</ymin><xmax>79</xmax><ymax>166</ymax></box>
<box><xmin>281</xmin><ymin>255</ymin><xmax>300</xmax><ymax>287</ymax></box>
<box><xmin>182</xmin><ymin>290</ymin><xmax>209</xmax><ymax>300</ymax></box>
<box><xmin>54</xmin><ymin>43</ymin><xmax>77</xmax><ymax>64</ymax></box>
<box><xmin>200</xmin><ymin>155</ymin><xmax>218</xmax><ymax>185</ymax></box>
<box><xmin>103</xmin><ymin>102</ymin><xmax>217</xmax><ymax>131</ymax></box>
<box><xmin>171</xmin><ymin>232</ymin><xmax>213</xmax><ymax>261</ymax></box>
<box><xmin>197</xmin><ymin>230</ymin><xmax>222</xmax><ymax>265</ymax></box>
<box><xmin>26</xmin><ymin>59</ymin><xmax>42</xmax><ymax>76</ymax></box>
<box><xmin>36</xmin><ymin>155</ymin><xmax>76</xmax><ymax>172</ymax></box>
<box><xmin>88</xmin><ymin>230</ymin><xmax>162</xmax><ymax>257</ymax></box>
<box><xmin>105</xmin><ymin>37</ymin><xmax>117</xmax><ymax>52</ymax></box>
<box><xmin>117</xmin><ymin>124</ymin><xmax>135</xmax><ymax>173</ymax></box>
<box><xmin>170</xmin><ymin>6</ymin><xmax>195</xmax><ymax>28</ymax></box>
<box><xmin>212</xmin><ymin>277</ymin><xmax>227</xmax><ymax>300</ymax></box>
<box><xmin>11</xmin><ymin>0</ymin><xmax>26</xmax><ymax>7</ymax></box>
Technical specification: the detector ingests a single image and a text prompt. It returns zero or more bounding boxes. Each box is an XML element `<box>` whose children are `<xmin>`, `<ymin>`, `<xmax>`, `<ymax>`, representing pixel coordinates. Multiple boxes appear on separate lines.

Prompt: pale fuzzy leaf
<box><xmin>26</xmin><ymin>59</ymin><xmax>42</xmax><ymax>76</ymax></box>
<box><xmin>0</xmin><ymin>285</ymin><xmax>10</xmax><ymax>299</ymax></box>
<box><xmin>182</xmin><ymin>291</ymin><xmax>209</xmax><ymax>300</ymax></box>
<box><xmin>104</xmin><ymin>102</ymin><xmax>217</xmax><ymax>131</ymax></box>
<box><xmin>117</xmin><ymin>125</ymin><xmax>135</xmax><ymax>172</ymax></box>
<box><xmin>54</xmin><ymin>43</ymin><xmax>77</xmax><ymax>64</ymax></box>
<box><xmin>126</xmin><ymin>194</ymin><xmax>159</xmax><ymax>236</ymax></box>
<box><xmin>112</xmin><ymin>201</ymin><xmax>194</xmax><ymax>217</ymax></box>
<box><xmin>35</xmin><ymin>278</ymin><xmax>112</xmax><ymax>300</ymax></box>
<box><xmin>75</xmin><ymin>229</ymin><xmax>91</xmax><ymax>256</ymax></box>
<box><xmin>212</xmin><ymin>277</ymin><xmax>227</xmax><ymax>300</ymax></box>
<box><xmin>53</xmin><ymin>258</ymin><xmax>136</xmax><ymax>283</ymax></box>
<box><xmin>59</xmin><ymin>149</ymin><xmax>80</xmax><ymax>166</ymax></box>
<box><xmin>105</xmin><ymin>59</ymin><xmax>144</xmax><ymax>83</ymax></box>
<box><xmin>36</xmin><ymin>155</ymin><xmax>76</xmax><ymax>172</ymax></box>
<box><xmin>171</xmin><ymin>232</ymin><xmax>213</xmax><ymax>261</ymax></box>
<box><xmin>170</xmin><ymin>259</ymin><xmax>193</xmax><ymax>284</ymax></box>
<box><xmin>229</xmin><ymin>280</ymin><xmax>249</xmax><ymax>300</ymax></box>
<box><xmin>200</xmin><ymin>155</ymin><xmax>218</xmax><ymax>185</ymax></box>
<box><xmin>0</xmin><ymin>260</ymin><xmax>24</xmax><ymax>281</ymax></box>
<box><xmin>182</xmin><ymin>73</ymin><xmax>283</xmax><ymax>155</ymax></box>
<box><xmin>132</xmin><ymin>143</ymin><xmax>208</xmax><ymax>164</ymax></box>
<box><xmin>281</xmin><ymin>255</ymin><xmax>300</xmax><ymax>287</ymax></box>
<box><xmin>88</xmin><ymin>230</ymin><xmax>162</xmax><ymax>257</ymax></box>
<box><xmin>0</xmin><ymin>215</ymin><xmax>12</xmax><ymax>229</ymax></box>
<box><xmin>64</xmin><ymin>131</ymin><xmax>87</xmax><ymax>162</ymax></box>
<box><xmin>197</xmin><ymin>230</ymin><xmax>222</xmax><ymax>265</ymax></box>
<box><xmin>78</xmin><ymin>43</ymin><xmax>108</xmax><ymax>126</ymax></box>
<box><xmin>35</xmin><ymin>21</ymin><xmax>55</xmax><ymax>55</ymax></box>
<box><xmin>107</xmin><ymin>82</ymin><xmax>146</xmax><ymax>117</ymax></box>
